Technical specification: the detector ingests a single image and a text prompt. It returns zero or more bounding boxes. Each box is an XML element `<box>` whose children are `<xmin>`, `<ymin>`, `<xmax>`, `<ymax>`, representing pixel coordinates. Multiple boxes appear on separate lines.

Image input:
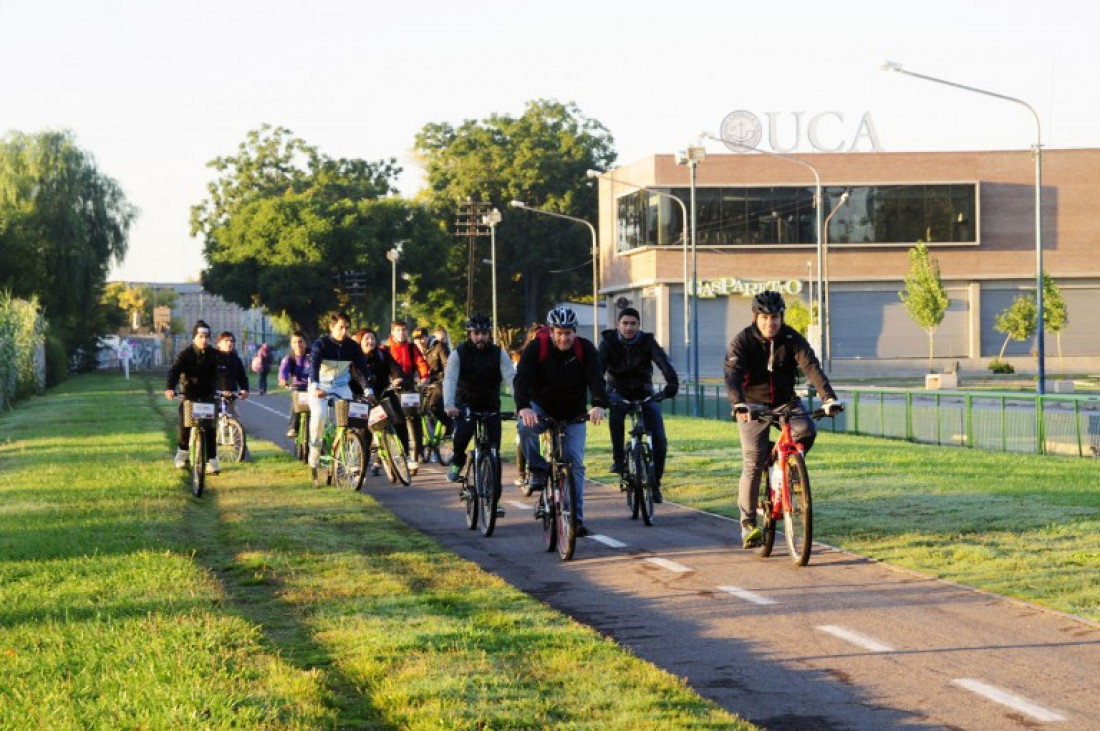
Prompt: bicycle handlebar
<box><xmin>740</xmin><ymin>402</ymin><xmax>844</xmax><ymax>423</ymax></box>
<box><xmin>461</xmin><ymin>409</ymin><xmax>516</xmax><ymax>422</ymax></box>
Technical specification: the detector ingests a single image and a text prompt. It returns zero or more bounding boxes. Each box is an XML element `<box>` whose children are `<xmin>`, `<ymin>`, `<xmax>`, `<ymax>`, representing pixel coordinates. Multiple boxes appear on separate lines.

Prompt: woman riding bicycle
<box><xmin>725</xmin><ymin>291</ymin><xmax>843</xmax><ymax>549</ymax></box>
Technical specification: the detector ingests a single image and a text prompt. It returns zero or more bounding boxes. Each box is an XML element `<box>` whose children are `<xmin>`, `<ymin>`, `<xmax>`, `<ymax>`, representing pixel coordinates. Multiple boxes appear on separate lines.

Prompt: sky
<box><xmin>5</xmin><ymin>0</ymin><xmax>1099</xmax><ymax>284</ymax></box>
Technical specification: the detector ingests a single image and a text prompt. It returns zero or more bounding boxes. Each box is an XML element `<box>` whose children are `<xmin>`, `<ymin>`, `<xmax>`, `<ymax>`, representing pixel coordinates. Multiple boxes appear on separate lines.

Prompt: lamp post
<box><xmin>585</xmin><ymin>169</ymin><xmax>691</xmax><ymax>377</ymax></box>
<box><xmin>509</xmin><ymin>201</ymin><xmax>600</xmax><ymax>343</ymax></box>
<box><xmin>481</xmin><ymin>208</ymin><xmax>502</xmax><ymax>338</ymax></box>
<box><xmin>676</xmin><ymin>144</ymin><xmax>706</xmax><ymax>415</ymax></box>
<box><xmin>385</xmin><ymin>246</ymin><xmax>401</xmax><ymax>324</ymax></box>
<box><xmin>883</xmin><ymin>61</ymin><xmax>1045</xmax><ymax>395</ymax></box>
<box><xmin>822</xmin><ymin>190</ymin><xmax>850</xmax><ymax>371</ymax></box>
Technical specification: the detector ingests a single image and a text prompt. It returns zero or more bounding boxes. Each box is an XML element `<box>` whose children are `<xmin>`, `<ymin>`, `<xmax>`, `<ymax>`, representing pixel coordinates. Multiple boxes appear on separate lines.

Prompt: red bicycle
<box><xmin>751</xmin><ymin>402</ymin><xmax>841</xmax><ymax>566</ymax></box>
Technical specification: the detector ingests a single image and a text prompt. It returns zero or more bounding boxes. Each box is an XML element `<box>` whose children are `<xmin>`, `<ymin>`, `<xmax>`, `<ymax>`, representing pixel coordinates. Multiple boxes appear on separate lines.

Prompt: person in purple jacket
<box><xmin>278</xmin><ymin>331</ymin><xmax>311</xmax><ymax>438</ymax></box>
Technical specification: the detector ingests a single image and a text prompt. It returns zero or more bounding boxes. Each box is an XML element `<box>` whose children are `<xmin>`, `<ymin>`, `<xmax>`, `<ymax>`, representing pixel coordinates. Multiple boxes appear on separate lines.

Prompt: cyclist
<box><xmin>165</xmin><ymin>320</ymin><xmax>220</xmax><ymax>474</ymax></box>
<box><xmin>725</xmin><ymin>291</ymin><xmax>843</xmax><ymax>549</ymax></box>
<box><xmin>354</xmin><ymin>327</ymin><xmax>405</xmax><ymax>474</ymax></box>
<box><xmin>599</xmin><ymin>307</ymin><xmax>679</xmax><ymax>503</ymax></box>
<box><xmin>278</xmin><ymin>331</ymin><xmax>311</xmax><ymax>439</ymax></box>
<box><xmin>414</xmin><ymin>325</ymin><xmax>452</xmax><ymax>438</ymax></box>
<box><xmin>383</xmin><ymin>320</ymin><xmax>430</xmax><ymax>473</ymax></box>
<box><xmin>214</xmin><ymin>331</ymin><xmax>252</xmax><ymax>460</ymax></box>
<box><xmin>307</xmin><ymin>312</ymin><xmax>372</xmax><ymax>472</ymax></box>
<box><xmin>443</xmin><ymin>314</ymin><xmax>516</xmax><ymax>514</ymax></box>
<box><xmin>514</xmin><ymin>306</ymin><xmax>607</xmax><ymax>537</ymax></box>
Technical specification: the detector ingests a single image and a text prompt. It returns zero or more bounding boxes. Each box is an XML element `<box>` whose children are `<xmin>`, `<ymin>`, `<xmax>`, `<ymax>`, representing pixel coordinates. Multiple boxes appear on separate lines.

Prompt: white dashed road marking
<box><xmin>817</xmin><ymin>625</ymin><xmax>895</xmax><ymax>653</ymax></box>
<box><xmin>645</xmin><ymin>557</ymin><xmax>693</xmax><ymax>573</ymax></box>
<box><xmin>718</xmin><ymin>585</ymin><xmax>777</xmax><ymax>605</ymax></box>
<box><xmin>505</xmin><ymin>500</ymin><xmax>531</xmax><ymax>510</ymax></box>
<box><xmin>952</xmin><ymin>678</ymin><xmax>1067</xmax><ymax>723</ymax></box>
<box><xmin>591</xmin><ymin>535</ymin><xmax>627</xmax><ymax>549</ymax></box>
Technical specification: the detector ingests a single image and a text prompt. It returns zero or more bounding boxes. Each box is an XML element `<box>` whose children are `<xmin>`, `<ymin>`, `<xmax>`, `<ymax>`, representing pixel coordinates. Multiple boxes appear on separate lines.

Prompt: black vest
<box><xmin>455</xmin><ymin>341</ymin><xmax>503</xmax><ymax>410</ymax></box>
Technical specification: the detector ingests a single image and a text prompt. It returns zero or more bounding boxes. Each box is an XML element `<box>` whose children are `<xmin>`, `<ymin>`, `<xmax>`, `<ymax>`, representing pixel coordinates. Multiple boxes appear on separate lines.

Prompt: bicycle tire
<box><xmin>783</xmin><ymin>452</ymin><xmax>813</xmax><ymax>566</ymax></box>
<box><xmin>758</xmin><ymin>470</ymin><xmax>777</xmax><ymax>558</ymax></box>
<box><xmin>540</xmin><ymin>479</ymin><xmax>557</xmax><ymax>552</ymax></box>
<box><xmin>637</xmin><ymin>442</ymin><xmax>655</xmax><ymax>526</ymax></box>
<box><xmin>218</xmin><ymin>417</ymin><xmax>246</xmax><ymax>463</ymax></box>
<box><xmin>477</xmin><ymin>451</ymin><xmax>500</xmax><ymax>537</ymax></box>
<box><xmin>382</xmin><ymin>429</ymin><xmax>412</xmax><ymax>486</ymax></box>
<box><xmin>556</xmin><ymin>465</ymin><xmax>577</xmax><ymax>561</ymax></box>
<box><xmin>463</xmin><ymin>460</ymin><xmax>478</xmax><ymax>530</ymax></box>
<box><xmin>190</xmin><ymin>431</ymin><xmax>205</xmax><ymax>498</ymax></box>
<box><xmin>296</xmin><ymin>413</ymin><xmax>309</xmax><ymax>463</ymax></box>
<box><xmin>333</xmin><ymin>431</ymin><xmax>365</xmax><ymax>490</ymax></box>
<box><xmin>626</xmin><ymin>446</ymin><xmax>640</xmax><ymax>520</ymax></box>
<box><xmin>434</xmin><ymin>433</ymin><xmax>455</xmax><ymax>467</ymax></box>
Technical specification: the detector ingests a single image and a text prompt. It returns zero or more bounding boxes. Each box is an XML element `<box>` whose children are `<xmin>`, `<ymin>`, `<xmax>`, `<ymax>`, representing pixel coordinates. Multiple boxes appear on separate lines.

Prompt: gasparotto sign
<box><xmin>689</xmin><ymin>278</ymin><xmax>803</xmax><ymax>299</ymax></box>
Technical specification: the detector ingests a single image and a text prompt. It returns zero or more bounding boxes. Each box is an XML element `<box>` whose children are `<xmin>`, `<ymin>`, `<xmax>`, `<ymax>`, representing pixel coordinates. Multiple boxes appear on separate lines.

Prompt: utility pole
<box><xmin>454</xmin><ymin>197</ymin><xmax>493</xmax><ymax>316</ymax></box>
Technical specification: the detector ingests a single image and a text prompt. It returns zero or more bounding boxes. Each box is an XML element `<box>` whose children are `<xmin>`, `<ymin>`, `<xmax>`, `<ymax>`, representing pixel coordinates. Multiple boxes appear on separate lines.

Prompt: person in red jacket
<box><xmin>383</xmin><ymin>321</ymin><xmax>431</xmax><ymax>472</ymax></box>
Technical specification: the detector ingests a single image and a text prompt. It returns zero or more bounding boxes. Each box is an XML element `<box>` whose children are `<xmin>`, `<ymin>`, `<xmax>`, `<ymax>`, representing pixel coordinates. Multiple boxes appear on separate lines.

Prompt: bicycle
<box><xmin>418</xmin><ymin>382</ymin><xmax>454</xmax><ymax>466</ymax></box>
<box><xmin>615</xmin><ymin>394</ymin><xmax>664</xmax><ymax>526</ymax></box>
<box><xmin>311</xmin><ymin>395</ymin><xmax>369</xmax><ymax>491</ymax></box>
<box><xmin>533</xmin><ymin>414</ymin><xmax>590</xmax><ymax>561</ymax></box>
<box><xmin>290</xmin><ymin>390</ymin><xmax>310</xmax><ymax>463</ymax></box>
<box><xmin>368</xmin><ymin>387</ymin><xmax>413</xmax><ymax>486</ymax></box>
<box><xmin>457</xmin><ymin>409</ymin><xmax>516</xmax><ymax>537</ymax></box>
<box><xmin>181</xmin><ymin>398</ymin><xmax>216</xmax><ymax>497</ymax></box>
<box><xmin>750</xmin><ymin>402</ymin><xmax>842</xmax><ymax>567</ymax></box>
<box><xmin>215</xmin><ymin>391</ymin><xmax>246</xmax><ymax>463</ymax></box>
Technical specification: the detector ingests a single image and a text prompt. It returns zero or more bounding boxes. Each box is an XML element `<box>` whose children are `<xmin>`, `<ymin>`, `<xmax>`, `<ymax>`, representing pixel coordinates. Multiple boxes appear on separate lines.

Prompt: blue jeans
<box><xmin>608</xmin><ymin>392</ymin><xmax>668</xmax><ymax>483</ymax></box>
<box><xmin>518</xmin><ymin>403</ymin><xmax>589</xmax><ymax>522</ymax></box>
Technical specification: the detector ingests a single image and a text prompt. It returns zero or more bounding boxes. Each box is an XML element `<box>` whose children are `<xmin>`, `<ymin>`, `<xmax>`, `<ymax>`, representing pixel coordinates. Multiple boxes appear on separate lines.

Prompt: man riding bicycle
<box><xmin>383</xmin><ymin>320</ymin><xmax>431</xmax><ymax>473</ymax></box>
<box><xmin>599</xmin><ymin>307</ymin><xmax>679</xmax><ymax>504</ymax></box>
<box><xmin>215</xmin><ymin>331</ymin><xmax>251</xmax><ymax>460</ymax></box>
<box><xmin>515</xmin><ymin>307</ymin><xmax>607</xmax><ymax>538</ymax></box>
<box><xmin>414</xmin><ymin>325</ymin><xmax>453</xmax><ymax>439</ymax></box>
<box><xmin>307</xmin><ymin>312</ymin><xmax>372</xmax><ymax>471</ymax></box>
<box><xmin>725</xmin><ymin>291</ymin><xmax>842</xmax><ymax>549</ymax></box>
<box><xmin>165</xmin><ymin>320</ymin><xmax>220</xmax><ymax>474</ymax></box>
<box><xmin>443</xmin><ymin>314</ymin><xmax>516</xmax><ymax>513</ymax></box>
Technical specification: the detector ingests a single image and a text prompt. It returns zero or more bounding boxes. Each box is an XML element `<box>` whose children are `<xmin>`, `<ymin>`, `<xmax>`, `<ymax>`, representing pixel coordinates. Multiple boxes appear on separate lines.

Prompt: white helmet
<box><xmin>546</xmin><ymin>306</ymin><xmax>578</xmax><ymax>330</ymax></box>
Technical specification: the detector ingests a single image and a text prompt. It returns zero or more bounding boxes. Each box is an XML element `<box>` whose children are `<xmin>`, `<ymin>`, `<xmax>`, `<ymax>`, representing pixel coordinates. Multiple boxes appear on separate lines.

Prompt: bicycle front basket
<box><xmin>368</xmin><ymin>404</ymin><xmax>392</xmax><ymax>433</ymax></box>
<box><xmin>184</xmin><ymin>400</ymin><xmax>215</xmax><ymax>427</ymax></box>
<box><xmin>334</xmin><ymin>399</ymin><xmax>350</xmax><ymax>427</ymax></box>
<box><xmin>292</xmin><ymin>390</ymin><xmax>311</xmax><ymax>413</ymax></box>
<box><xmin>347</xmin><ymin>400</ymin><xmax>371</xmax><ymax>429</ymax></box>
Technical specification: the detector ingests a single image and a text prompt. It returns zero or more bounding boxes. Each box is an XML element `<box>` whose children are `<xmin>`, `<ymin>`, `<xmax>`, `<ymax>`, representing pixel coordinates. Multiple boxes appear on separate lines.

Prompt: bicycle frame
<box><xmin>618</xmin><ymin>394</ymin><xmax>660</xmax><ymax>525</ymax></box>
<box><xmin>535</xmin><ymin>414</ymin><xmax>589</xmax><ymax>561</ymax></box>
<box><xmin>459</xmin><ymin>410</ymin><xmax>514</xmax><ymax>536</ymax></box>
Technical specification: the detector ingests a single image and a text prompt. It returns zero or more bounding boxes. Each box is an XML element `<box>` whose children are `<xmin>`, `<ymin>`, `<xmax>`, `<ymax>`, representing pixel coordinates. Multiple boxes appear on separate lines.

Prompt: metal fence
<box><xmin>662</xmin><ymin>385</ymin><xmax>1100</xmax><ymax>458</ymax></box>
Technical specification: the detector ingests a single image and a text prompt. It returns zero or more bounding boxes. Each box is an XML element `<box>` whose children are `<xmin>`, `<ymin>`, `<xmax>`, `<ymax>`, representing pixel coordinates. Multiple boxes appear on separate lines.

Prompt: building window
<box><xmin>615</xmin><ymin>183</ymin><xmax>977</xmax><ymax>251</ymax></box>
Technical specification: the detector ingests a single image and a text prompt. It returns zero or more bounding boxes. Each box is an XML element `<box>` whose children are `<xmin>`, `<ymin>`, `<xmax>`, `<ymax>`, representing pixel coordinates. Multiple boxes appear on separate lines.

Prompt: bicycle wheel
<box><xmin>540</xmin><ymin>481</ymin><xmax>557</xmax><ymax>552</ymax></box>
<box><xmin>218</xmin><ymin>418</ymin><xmax>246</xmax><ymax>463</ymax></box>
<box><xmin>381</xmin><ymin>429</ymin><xmax>412</xmax><ymax>486</ymax></box>
<box><xmin>296</xmin><ymin>413</ymin><xmax>309</xmax><ymax>463</ymax></box>
<box><xmin>477</xmin><ymin>452</ymin><xmax>500</xmax><ymax>537</ymax></box>
<box><xmin>463</xmin><ymin>460</ymin><xmax>478</xmax><ymax>530</ymax></box>
<box><xmin>333</xmin><ymin>431</ymin><xmax>365</xmax><ymax>490</ymax></box>
<box><xmin>783</xmin><ymin>452</ymin><xmax>813</xmax><ymax>566</ymax></box>
<box><xmin>434</xmin><ymin>430</ymin><xmax>455</xmax><ymax>467</ymax></box>
<box><xmin>556</xmin><ymin>465</ymin><xmax>577</xmax><ymax>561</ymax></box>
<box><xmin>636</xmin><ymin>443</ymin><xmax>655</xmax><ymax>526</ymax></box>
<box><xmin>190</xmin><ymin>431</ymin><xmax>205</xmax><ymax>498</ymax></box>
<box><xmin>758</xmin><ymin>470</ymin><xmax>777</xmax><ymax>558</ymax></box>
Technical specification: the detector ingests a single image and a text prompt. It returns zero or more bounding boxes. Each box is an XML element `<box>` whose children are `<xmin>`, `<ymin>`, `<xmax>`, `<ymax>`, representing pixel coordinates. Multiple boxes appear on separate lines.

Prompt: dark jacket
<box><xmin>355</xmin><ymin>348</ymin><xmax>404</xmax><ymax>397</ymax></box>
<box><xmin>215</xmin><ymin>351</ymin><xmax>250</xmax><ymax>393</ymax></box>
<box><xmin>724</xmin><ymin>322</ymin><xmax>836</xmax><ymax>407</ymax></box>
<box><xmin>449</xmin><ymin>341</ymin><xmax>511</xmax><ymax>411</ymax></box>
<box><xmin>598</xmin><ymin>329</ymin><xmax>679</xmax><ymax>400</ymax></box>
<box><xmin>167</xmin><ymin>345</ymin><xmax>218</xmax><ymax>400</ymax></box>
<box><xmin>514</xmin><ymin>336</ymin><xmax>608</xmax><ymax>420</ymax></box>
<box><xmin>309</xmin><ymin>335</ymin><xmax>370</xmax><ymax>392</ymax></box>
<box><xmin>423</xmin><ymin>339</ymin><xmax>449</xmax><ymax>382</ymax></box>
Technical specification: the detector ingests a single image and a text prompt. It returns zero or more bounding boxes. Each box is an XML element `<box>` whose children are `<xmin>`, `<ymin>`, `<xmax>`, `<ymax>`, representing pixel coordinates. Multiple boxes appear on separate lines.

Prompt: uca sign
<box><xmin>720</xmin><ymin>110</ymin><xmax>883</xmax><ymax>153</ymax></box>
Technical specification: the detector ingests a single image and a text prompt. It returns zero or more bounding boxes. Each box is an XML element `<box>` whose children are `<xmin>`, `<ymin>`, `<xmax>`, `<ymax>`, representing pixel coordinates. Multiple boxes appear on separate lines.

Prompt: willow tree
<box><xmin>899</xmin><ymin>241</ymin><xmax>949</xmax><ymax>373</ymax></box>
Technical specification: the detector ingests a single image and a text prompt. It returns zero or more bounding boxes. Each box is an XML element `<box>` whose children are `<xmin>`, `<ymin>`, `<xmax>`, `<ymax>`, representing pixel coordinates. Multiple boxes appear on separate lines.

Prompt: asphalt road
<box><xmin>238</xmin><ymin>393</ymin><xmax>1100</xmax><ymax>730</ymax></box>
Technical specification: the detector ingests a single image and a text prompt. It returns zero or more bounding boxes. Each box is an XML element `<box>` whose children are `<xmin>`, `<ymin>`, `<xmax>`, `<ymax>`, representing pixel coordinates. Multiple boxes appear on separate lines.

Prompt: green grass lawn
<box><xmin>0</xmin><ymin>374</ymin><xmax>751</xmax><ymax>729</ymax></box>
<box><xmin>585</xmin><ymin>414</ymin><xmax>1100</xmax><ymax>621</ymax></box>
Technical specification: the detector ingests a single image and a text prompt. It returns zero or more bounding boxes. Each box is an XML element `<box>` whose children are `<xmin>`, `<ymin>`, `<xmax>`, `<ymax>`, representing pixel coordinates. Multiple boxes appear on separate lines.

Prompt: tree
<box><xmin>191</xmin><ymin>126</ymin><xmax>447</xmax><ymax>337</ymax></box>
<box><xmin>414</xmin><ymin>99</ymin><xmax>617</xmax><ymax>326</ymax></box>
<box><xmin>994</xmin><ymin>294</ymin><xmax>1037</xmax><ymax>362</ymax></box>
<box><xmin>0</xmin><ymin>130</ymin><xmax>136</xmax><ymax>368</ymax></box>
<box><xmin>785</xmin><ymin>298</ymin><xmax>811</xmax><ymax>336</ymax></box>
<box><xmin>899</xmin><ymin>241</ymin><xmax>949</xmax><ymax>373</ymax></box>
<box><xmin>1041</xmin><ymin>273</ymin><xmax>1069</xmax><ymax>373</ymax></box>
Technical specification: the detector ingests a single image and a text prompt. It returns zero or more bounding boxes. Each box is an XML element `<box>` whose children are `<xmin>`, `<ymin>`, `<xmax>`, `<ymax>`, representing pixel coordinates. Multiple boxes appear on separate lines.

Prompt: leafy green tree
<box><xmin>899</xmin><ymin>241</ymin><xmax>949</xmax><ymax>373</ymax></box>
<box><xmin>785</xmin><ymin>298</ymin><xmax>811</xmax><ymax>336</ymax></box>
<box><xmin>1041</xmin><ymin>273</ymin><xmax>1069</xmax><ymax>373</ymax></box>
<box><xmin>414</xmin><ymin>99</ymin><xmax>617</xmax><ymax>326</ymax></box>
<box><xmin>0</xmin><ymin>130</ymin><xmax>136</xmax><ymax>368</ymax></box>
<box><xmin>994</xmin><ymin>294</ymin><xmax>1037</xmax><ymax>361</ymax></box>
<box><xmin>191</xmin><ymin>126</ymin><xmax>447</xmax><ymax>337</ymax></box>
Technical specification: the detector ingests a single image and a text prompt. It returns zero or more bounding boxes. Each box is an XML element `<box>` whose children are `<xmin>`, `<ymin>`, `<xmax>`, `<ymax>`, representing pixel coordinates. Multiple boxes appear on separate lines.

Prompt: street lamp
<box><xmin>509</xmin><ymin>200</ymin><xmax>600</xmax><ymax>343</ymax></box>
<box><xmin>822</xmin><ymin>190</ymin><xmax>850</xmax><ymax>371</ymax></box>
<box><xmin>883</xmin><ymin>61</ymin><xmax>1046</xmax><ymax>394</ymax></box>
<box><xmin>676</xmin><ymin>144</ymin><xmax>706</xmax><ymax>415</ymax></box>
<box><xmin>481</xmin><ymin>208</ymin><xmax>503</xmax><ymax>339</ymax></box>
<box><xmin>585</xmin><ymin>169</ymin><xmax>691</xmax><ymax>378</ymax></box>
<box><xmin>385</xmin><ymin>246</ymin><xmax>402</xmax><ymax>324</ymax></box>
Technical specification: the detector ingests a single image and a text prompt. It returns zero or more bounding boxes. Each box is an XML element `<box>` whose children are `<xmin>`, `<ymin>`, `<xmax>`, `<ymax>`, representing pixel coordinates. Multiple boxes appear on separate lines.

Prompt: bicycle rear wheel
<box><xmin>381</xmin><ymin>429</ymin><xmax>412</xmax><ymax>486</ymax></box>
<box><xmin>333</xmin><ymin>431</ymin><xmax>365</xmax><ymax>490</ymax></box>
<box><xmin>218</xmin><ymin>417</ymin><xmax>246</xmax><ymax>463</ymax></box>
<box><xmin>190</xmin><ymin>431</ymin><xmax>205</xmax><ymax>498</ymax></box>
<box><xmin>477</xmin><ymin>452</ymin><xmax>500</xmax><ymax>537</ymax></box>
<box><xmin>783</xmin><ymin>452</ymin><xmax>813</xmax><ymax>566</ymax></box>
<box><xmin>636</xmin><ymin>443</ymin><xmax>655</xmax><ymax>526</ymax></box>
<box><xmin>556</xmin><ymin>466</ymin><xmax>577</xmax><ymax>561</ymax></box>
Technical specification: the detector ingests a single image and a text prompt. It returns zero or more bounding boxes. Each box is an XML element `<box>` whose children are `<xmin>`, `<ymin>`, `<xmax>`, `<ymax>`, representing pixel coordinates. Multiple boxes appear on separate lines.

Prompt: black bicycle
<box><xmin>616</xmin><ymin>394</ymin><xmax>664</xmax><ymax>526</ymax></box>
<box><xmin>181</xmin><ymin>398</ymin><xmax>216</xmax><ymax>497</ymax></box>
<box><xmin>534</xmin><ymin>414</ymin><xmax>590</xmax><ymax>561</ymax></box>
<box><xmin>458</xmin><ymin>410</ymin><xmax>515</xmax><ymax>537</ymax></box>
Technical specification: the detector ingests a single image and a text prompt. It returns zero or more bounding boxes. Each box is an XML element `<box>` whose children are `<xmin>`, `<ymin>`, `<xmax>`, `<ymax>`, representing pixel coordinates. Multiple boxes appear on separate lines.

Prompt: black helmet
<box><xmin>751</xmin><ymin>291</ymin><xmax>786</xmax><ymax>315</ymax></box>
<box><xmin>546</xmin><ymin>306</ymin><xmax>578</xmax><ymax>330</ymax></box>
<box><xmin>464</xmin><ymin>313</ymin><xmax>492</xmax><ymax>331</ymax></box>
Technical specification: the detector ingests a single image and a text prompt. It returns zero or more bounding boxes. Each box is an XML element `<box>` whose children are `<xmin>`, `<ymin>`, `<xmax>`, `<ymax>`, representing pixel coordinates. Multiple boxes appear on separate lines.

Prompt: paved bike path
<box><xmin>239</xmin><ymin>395</ymin><xmax>1100</xmax><ymax>730</ymax></box>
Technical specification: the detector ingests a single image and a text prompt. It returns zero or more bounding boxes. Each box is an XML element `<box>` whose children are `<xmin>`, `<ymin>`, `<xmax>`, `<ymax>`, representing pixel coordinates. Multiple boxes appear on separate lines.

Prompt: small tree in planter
<box><xmin>899</xmin><ymin>241</ymin><xmax>949</xmax><ymax>373</ymax></box>
<box><xmin>1042</xmin><ymin>273</ymin><xmax>1069</xmax><ymax>374</ymax></box>
<box><xmin>992</xmin><ymin>294</ymin><xmax>1037</xmax><ymax>373</ymax></box>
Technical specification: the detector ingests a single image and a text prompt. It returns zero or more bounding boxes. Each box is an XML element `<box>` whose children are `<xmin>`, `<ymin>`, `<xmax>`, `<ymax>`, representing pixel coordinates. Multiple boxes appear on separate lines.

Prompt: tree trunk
<box><xmin>998</xmin><ymin>335</ymin><xmax>1010</xmax><ymax>362</ymax></box>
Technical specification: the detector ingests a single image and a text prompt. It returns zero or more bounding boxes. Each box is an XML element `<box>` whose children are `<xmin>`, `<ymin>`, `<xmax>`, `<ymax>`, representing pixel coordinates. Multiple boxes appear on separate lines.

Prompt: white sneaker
<box><xmin>406</xmin><ymin>458</ymin><xmax>419</xmax><ymax>474</ymax></box>
<box><xmin>174</xmin><ymin>448</ymin><xmax>187</xmax><ymax>470</ymax></box>
<box><xmin>308</xmin><ymin>447</ymin><xmax>320</xmax><ymax>469</ymax></box>
<box><xmin>205</xmin><ymin>457</ymin><xmax>220</xmax><ymax>475</ymax></box>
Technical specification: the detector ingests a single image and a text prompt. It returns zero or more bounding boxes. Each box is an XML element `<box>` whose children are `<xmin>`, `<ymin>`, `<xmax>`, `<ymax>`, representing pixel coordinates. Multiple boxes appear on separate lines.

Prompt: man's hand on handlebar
<box><xmin>588</xmin><ymin>406</ymin><xmax>605</xmax><ymax>426</ymax></box>
<box><xmin>518</xmin><ymin>407</ymin><xmax>538</xmax><ymax>428</ymax></box>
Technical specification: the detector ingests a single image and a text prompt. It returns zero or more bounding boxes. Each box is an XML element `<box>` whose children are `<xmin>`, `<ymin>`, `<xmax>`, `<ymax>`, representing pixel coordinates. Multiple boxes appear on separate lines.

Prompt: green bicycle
<box><xmin>182</xmin><ymin>398</ymin><xmax>216</xmax><ymax>497</ymax></box>
<box><xmin>290</xmin><ymin>389</ymin><xmax>310</xmax><ymax>463</ymax></box>
<box><xmin>311</xmin><ymin>396</ymin><xmax>368</xmax><ymax>490</ymax></box>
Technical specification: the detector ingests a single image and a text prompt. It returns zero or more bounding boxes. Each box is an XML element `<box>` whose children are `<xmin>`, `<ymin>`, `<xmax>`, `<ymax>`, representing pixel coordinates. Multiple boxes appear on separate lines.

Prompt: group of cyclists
<box><xmin>167</xmin><ymin>290</ymin><xmax>843</xmax><ymax>549</ymax></box>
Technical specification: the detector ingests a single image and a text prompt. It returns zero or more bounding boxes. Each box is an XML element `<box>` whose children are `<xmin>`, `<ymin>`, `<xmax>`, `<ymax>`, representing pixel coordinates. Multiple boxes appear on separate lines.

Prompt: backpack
<box><xmin>251</xmin><ymin>352</ymin><xmax>264</xmax><ymax>373</ymax></box>
<box><xmin>537</xmin><ymin>329</ymin><xmax>584</xmax><ymax>364</ymax></box>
